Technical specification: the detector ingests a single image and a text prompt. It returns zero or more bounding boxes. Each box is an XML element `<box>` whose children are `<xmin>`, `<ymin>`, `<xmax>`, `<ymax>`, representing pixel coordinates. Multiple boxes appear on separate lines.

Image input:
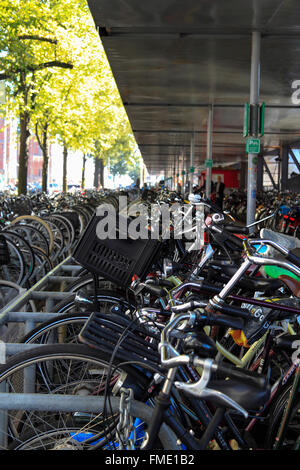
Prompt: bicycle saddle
<box><xmin>278</xmin><ymin>275</ymin><xmax>300</xmax><ymax>298</ymax></box>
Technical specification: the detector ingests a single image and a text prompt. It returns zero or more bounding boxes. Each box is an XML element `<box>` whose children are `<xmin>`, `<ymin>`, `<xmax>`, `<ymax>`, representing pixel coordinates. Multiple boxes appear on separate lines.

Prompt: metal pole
<box><xmin>0</xmin><ymin>255</ymin><xmax>71</xmax><ymax>323</ymax></box>
<box><xmin>0</xmin><ymin>382</ymin><xmax>7</xmax><ymax>449</ymax></box>
<box><xmin>173</xmin><ymin>156</ymin><xmax>176</xmax><ymax>190</ymax></box>
<box><xmin>247</xmin><ymin>30</ymin><xmax>261</xmax><ymax>226</ymax></box>
<box><xmin>206</xmin><ymin>105</ymin><xmax>213</xmax><ymax>199</ymax></box>
<box><xmin>181</xmin><ymin>153</ymin><xmax>185</xmax><ymax>196</ymax></box>
<box><xmin>189</xmin><ymin>133</ymin><xmax>195</xmax><ymax>193</ymax></box>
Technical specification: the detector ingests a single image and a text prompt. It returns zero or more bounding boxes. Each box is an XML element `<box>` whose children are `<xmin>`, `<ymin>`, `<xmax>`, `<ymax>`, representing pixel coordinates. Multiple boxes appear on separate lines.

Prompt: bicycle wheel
<box><xmin>21</xmin><ymin>313</ymin><xmax>90</xmax><ymax>345</ymax></box>
<box><xmin>265</xmin><ymin>383</ymin><xmax>300</xmax><ymax>450</ymax></box>
<box><xmin>10</xmin><ymin>215</ymin><xmax>54</xmax><ymax>255</ymax></box>
<box><xmin>0</xmin><ymin>237</ymin><xmax>26</xmax><ymax>285</ymax></box>
<box><xmin>0</xmin><ymin>344</ymin><xmax>176</xmax><ymax>450</ymax></box>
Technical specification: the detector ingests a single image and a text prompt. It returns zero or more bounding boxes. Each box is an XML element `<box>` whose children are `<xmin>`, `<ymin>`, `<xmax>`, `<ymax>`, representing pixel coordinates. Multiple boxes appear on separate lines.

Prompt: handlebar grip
<box><xmin>286</xmin><ymin>250</ymin><xmax>300</xmax><ymax>269</ymax></box>
<box><xmin>224</xmin><ymin>225</ymin><xmax>249</xmax><ymax>235</ymax></box>
<box><xmin>216</xmin><ymin>363</ymin><xmax>268</xmax><ymax>389</ymax></box>
<box><xmin>212</xmin><ymin>302</ymin><xmax>254</xmax><ymax>321</ymax></box>
<box><xmin>196</xmin><ymin>311</ymin><xmax>244</xmax><ymax>330</ymax></box>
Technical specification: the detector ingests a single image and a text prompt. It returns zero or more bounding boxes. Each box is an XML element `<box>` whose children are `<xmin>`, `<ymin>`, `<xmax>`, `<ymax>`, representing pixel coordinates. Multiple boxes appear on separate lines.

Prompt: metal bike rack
<box><xmin>0</xmin><ymin>253</ymin><xmax>92</xmax><ymax>448</ymax></box>
<box><xmin>0</xmin><ymin>197</ymin><xmax>142</xmax><ymax>448</ymax></box>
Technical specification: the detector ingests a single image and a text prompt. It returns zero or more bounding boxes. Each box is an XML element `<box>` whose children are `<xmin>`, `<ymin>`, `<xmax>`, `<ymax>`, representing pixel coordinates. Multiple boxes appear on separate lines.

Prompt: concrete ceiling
<box><xmin>87</xmin><ymin>0</ymin><xmax>300</xmax><ymax>173</ymax></box>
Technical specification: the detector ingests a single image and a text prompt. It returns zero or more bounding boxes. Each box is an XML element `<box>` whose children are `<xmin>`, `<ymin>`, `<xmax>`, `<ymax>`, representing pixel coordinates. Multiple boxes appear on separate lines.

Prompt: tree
<box><xmin>0</xmin><ymin>0</ymin><xmax>142</xmax><ymax>193</ymax></box>
<box><xmin>0</xmin><ymin>0</ymin><xmax>76</xmax><ymax>194</ymax></box>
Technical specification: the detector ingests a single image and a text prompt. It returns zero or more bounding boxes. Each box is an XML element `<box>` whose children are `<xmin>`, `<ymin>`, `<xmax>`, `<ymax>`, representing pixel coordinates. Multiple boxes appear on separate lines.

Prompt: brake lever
<box><xmin>174</xmin><ymin>358</ymin><xmax>248</xmax><ymax>418</ymax></box>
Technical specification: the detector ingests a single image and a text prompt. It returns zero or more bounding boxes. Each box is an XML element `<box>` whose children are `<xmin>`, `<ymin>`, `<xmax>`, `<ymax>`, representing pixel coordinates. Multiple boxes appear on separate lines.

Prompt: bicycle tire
<box><xmin>10</xmin><ymin>215</ymin><xmax>54</xmax><ymax>254</ymax></box>
<box><xmin>265</xmin><ymin>382</ymin><xmax>300</xmax><ymax>450</ymax></box>
<box><xmin>0</xmin><ymin>344</ymin><xmax>178</xmax><ymax>450</ymax></box>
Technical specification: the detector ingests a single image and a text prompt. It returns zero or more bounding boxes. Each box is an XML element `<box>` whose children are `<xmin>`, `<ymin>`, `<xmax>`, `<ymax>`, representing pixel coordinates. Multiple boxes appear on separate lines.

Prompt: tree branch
<box><xmin>0</xmin><ymin>61</ymin><xmax>73</xmax><ymax>81</ymax></box>
<box><xmin>35</xmin><ymin>122</ymin><xmax>43</xmax><ymax>150</ymax></box>
<box><xmin>18</xmin><ymin>35</ymin><xmax>58</xmax><ymax>45</ymax></box>
<box><xmin>30</xmin><ymin>61</ymin><xmax>73</xmax><ymax>71</ymax></box>
<box><xmin>0</xmin><ymin>74</ymin><xmax>10</xmax><ymax>81</ymax></box>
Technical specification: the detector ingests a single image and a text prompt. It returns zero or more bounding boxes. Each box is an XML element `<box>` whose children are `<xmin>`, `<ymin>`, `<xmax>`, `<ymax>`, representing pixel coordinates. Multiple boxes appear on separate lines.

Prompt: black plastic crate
<box><xmin>72</xmin><ymin>212</ymin><xmax>161</xmax><ymax>287</ymax></box>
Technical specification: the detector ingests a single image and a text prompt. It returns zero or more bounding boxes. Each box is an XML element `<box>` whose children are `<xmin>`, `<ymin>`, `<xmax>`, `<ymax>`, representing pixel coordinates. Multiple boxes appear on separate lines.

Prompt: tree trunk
<box><xmin>18</xmin><ymin>110</ymin><xmax>30</xmax><ymax>195</ymax></box>
<box><xmin>99</xmin><ymin>158</ymin><xmax>104</xmax><ymax>189</ymax></box>
<box><xmin>81</xmin><ymin>153</ymin><xmax>86</xmax><ymax>190</ymax></box>
<box><xmin>41</xmin><ymin>126</ymin><xmax>49</xmax><ymax>192</ymax></box>
<box><xmin>93</xmin><ymin>157</ymin><xmax>100</xmax><ymax>189</ymax></box>
<box><xmin>63</xmin><ymin>145</ymin><xmax>68</xmax><ymax>192</ymax></box>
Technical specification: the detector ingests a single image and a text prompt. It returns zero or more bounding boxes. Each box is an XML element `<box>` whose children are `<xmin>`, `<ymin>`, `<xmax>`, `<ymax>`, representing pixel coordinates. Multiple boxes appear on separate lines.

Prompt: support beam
<box><xmin>247</xmin><ymin>30</ymin><xmax>261</xmax><ymax>227</ymax></box>
<box><xmin>263</xmin><ymin>159</ymin><xmax>278</xmax><ymax>190</ymax></box>
<box><xmin>288</xmin><ymin>147</ymin><xmax>300</xmax><ymax>173</ymax></box>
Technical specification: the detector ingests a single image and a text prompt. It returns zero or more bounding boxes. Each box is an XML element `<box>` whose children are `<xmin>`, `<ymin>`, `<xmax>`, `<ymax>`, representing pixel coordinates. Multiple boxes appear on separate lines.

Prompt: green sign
<box><xmin>189</xmin><ymin>166</ymin><xmax>195</xmax><ymax>173</ymax></box>
<box><xmin>205</xmin><ymin>159</ymin><xmax>213</xmax><ymax>168</ymax></box>
<box><xmin>243</xmin><ymin>102</ymin><xmax>249</xmax><ymax>137</ymax></box>
<box><xmin>246</xmin><ymin>138</ymin><xmax>260</xmax><ymax>154</ymax></box>
<box><xmin>182</xmin><ymin>170</ymin><xmax>186</xmax><ymax>175</ymax></box>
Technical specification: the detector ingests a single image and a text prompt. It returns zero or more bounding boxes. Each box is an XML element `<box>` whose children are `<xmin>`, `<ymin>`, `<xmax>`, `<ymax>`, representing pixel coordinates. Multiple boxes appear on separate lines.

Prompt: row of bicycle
<box><xmin>222</xmin><ymin>190</ymin><xmax>300</xmax><ymax>237</ymax></box>
<box><xmin>0</xmin><ymin>190</ymin><xmax>135</xmax><ymax>298</ymax></box>
<box><xmin>0</xmin><ymin>188</ymin><xmax>298</xmax><ymax>449</ymax></box>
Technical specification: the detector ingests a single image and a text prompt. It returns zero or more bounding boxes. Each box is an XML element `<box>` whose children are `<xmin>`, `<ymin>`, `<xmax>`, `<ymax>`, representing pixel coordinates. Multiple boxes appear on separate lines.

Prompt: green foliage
<box><xmin>0</xmin><ymin>0</ymin><xmax>141</xmax><ymax>189</ymax></box>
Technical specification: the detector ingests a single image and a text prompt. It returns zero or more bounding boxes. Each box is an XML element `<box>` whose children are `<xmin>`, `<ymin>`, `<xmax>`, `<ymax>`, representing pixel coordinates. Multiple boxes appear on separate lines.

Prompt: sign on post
<box><xmin>246</xmin><ymin>138</ymin><xmax>260</xmax><ymax>154</ymax></box>
<box><xmin>205</xmin><ymin>159</ymin><xmax>213</xmax><ymax>168</ymax></box>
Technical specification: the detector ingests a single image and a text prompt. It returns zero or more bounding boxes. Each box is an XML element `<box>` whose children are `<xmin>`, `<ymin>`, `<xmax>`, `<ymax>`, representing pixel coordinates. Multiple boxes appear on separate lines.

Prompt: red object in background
<box><xmin>200</xmin><ymin>169</ymin><xmax>239</xmax><ymax>189</ymax></box>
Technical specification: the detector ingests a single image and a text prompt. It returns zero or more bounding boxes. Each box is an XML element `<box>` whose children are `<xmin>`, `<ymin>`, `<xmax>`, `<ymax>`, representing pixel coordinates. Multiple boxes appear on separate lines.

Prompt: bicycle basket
<box><xmin>72</xmin><ymin>212</ymin><xmax>161</xmax><ymax>287</ymax></box>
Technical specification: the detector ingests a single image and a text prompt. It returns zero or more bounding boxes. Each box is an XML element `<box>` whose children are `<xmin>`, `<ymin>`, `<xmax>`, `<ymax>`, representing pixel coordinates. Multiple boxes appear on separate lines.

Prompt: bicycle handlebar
<box><xmin>248</xmin><ymin>239</ymin><xmax>300</xmax><ymax>274</ymax></box>
<box><xmin>159</xmin><ymin>311</ymin><xmax>267</xmax><ymax>391</ymax></box>
<box><xmin>194</xmin><ymin>357</ymin><xmax>268</xmax><ymax>389</ymax></box>
<box><xmin>224</xmin><ymin>224</ymin><xmax>249</xmax><ymax>235</ymax></box>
